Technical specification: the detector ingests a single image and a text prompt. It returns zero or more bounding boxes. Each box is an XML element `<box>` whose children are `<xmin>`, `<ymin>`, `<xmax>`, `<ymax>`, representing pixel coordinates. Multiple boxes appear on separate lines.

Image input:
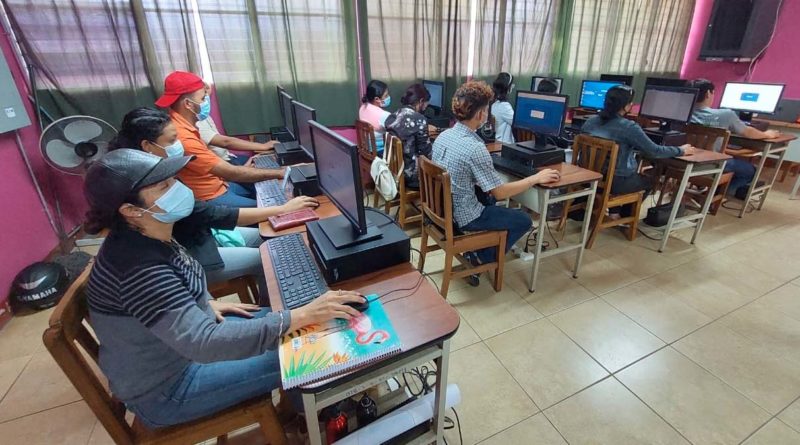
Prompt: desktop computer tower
<box><xmin>275</xmin><ymin>145</ymin><xmax>311</xmax><ymax>166</ymax></box>
<box><xmin>501</xmin><ymin>143</ymin><xmax>566</xmax><ymax>168</ymax></box>
<box><xmin>270</xmin><ymin>127</ymin><xmax>294</xmax><ymax>143</ymax></box>
<box><xmin>289</xmin><ymin>167</ymin><xmax>320</xmax><ymax>197</ymax></box>
<box><xmin>644</xmin><ymin>129</ymin><xmax>687</xmax><ymax>146</ymax></box>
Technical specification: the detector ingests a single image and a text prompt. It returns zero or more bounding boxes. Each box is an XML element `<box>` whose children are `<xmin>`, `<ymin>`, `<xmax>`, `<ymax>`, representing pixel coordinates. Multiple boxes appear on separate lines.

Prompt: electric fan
<box><xmin>39</xmin><ymin>116</ymin><xmax>116</xmax><ymax>174</ymax></box>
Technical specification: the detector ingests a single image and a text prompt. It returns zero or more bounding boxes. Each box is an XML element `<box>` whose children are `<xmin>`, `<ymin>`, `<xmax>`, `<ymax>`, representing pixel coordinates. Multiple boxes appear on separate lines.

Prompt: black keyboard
<box><xmin>267</xmin><ymin>233</ymin><xmax>329</xmax><ymax>309</ymax></box>
<box><xmin>255</xmin><ymin>180</ymin><xmax>288</xmax><ymax>207</ymax></box>
<box><xmin>253</xmin><ymin>155</ymin><xmax>280</xmax><ymax>169</ymax></box>
<box><xmin>492</xmin><ymin>156</ymin><xmax>538</xmax><ymax>178</ymax></box>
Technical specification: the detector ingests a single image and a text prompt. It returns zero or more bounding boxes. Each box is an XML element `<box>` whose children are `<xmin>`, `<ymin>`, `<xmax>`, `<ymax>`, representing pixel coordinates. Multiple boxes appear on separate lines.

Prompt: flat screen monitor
<box><xmin>513</xmin><ymin>91</ymin><xmax>569</xmax><ymax>147</ymax></box>
<box><xmin>719</xmin><ymin>82</ymin><xmax>785</xmax><ymax>114</ymax></box>
<box><xmin>291</xmin><ymin>100</ymin><xmax>317</xmax><ymax>159</ymax></box>
<box><xmin>644</xmin><ymin>77</ymin><xmax>687</xmax><ymax>89</ymax></box>
<box><xmin>600</xmin><ymin>74</ymin><xmax>634</xmax><ymax>86</ymax></box>
<box><xmin>422</xmin><ymin>79</ymin><xmax>444</xmax><ymax>109</ymax></box>
<box><xmin>279</xmin><ymin>89</ymin><xmax>295</xmax><ymax>139</ymax></box>
<box><xmin>579</xmin><ymin>80</ymin><xmax>623</xmax><ymax>110</ymax></box>
<box><xmin>639</xmin><ymin>86</ymin><xmax>699</xmax><ymax>124</ymax></box>
<box><xmin>531</xmin><ymin>76</ymin><xmax>563</xmax><ymax>93</ymax></box>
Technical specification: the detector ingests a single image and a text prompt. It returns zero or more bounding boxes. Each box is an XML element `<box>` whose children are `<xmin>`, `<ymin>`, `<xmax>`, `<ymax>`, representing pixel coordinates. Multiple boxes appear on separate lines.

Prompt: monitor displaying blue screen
<box><xmin>513</xmin><ymin>92</ymin><xmax>568</xmax><ymax>136</ymax></box>
<box><xmin>580</xmin><ymin>80</ymin><xmax>623</xmax><ymax>109</ymax></box>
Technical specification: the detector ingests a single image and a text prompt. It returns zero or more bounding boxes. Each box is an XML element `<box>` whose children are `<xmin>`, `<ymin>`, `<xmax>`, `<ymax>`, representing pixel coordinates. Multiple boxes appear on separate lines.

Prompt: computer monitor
<box><xmin>639</xmin><ymin>86</ymin><xmax>699</xmax><ymax>133</ymax></box>
<box><xmin>579</xmin><ymin>80</ymin><xmax>623</xmax><ymax>110</ymax></box>
<box><xmin>513</xmin><ymin>91</ymin><xmax>569</xmax><ymax>149</ymax></box>
<box><xmin>531</xmin><ymin>76</ymin><xmax>563</xmax><ymax>93</ymax></box>
<box><xmin>600</xmin><ymin>74</ymin><xmax>634</xmax><ymax>86</ymax></box>
<box><xmin>422</xmin><ymin>79</ymin><xmax>444</xmax><ymax>110</ymax></box>
<box><xmin>278</xmin><ymin>89</ymin><xmax>296</xmax><ymax>139</ymax></box>
<box><xmin>719</xmin><ymin>82</ymin><xmax>785</xmax><ymax>121</ymax></box>
<box><xmin>291</xmin><ymin>100</ymin><xmax>316</xmax><ymax>160</ymax></box>
<box><xmin>309</xmin><ymin>121</ymin><xmax>381</xmax><ymax>248</ymax></box>
<box><xmin>644</xmin><ymin>77</ymin><xmax>687</xmax><ymax>89</ymax></box>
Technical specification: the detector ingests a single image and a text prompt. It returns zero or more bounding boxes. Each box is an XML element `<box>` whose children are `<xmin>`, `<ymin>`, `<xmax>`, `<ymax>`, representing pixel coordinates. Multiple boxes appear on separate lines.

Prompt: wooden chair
<box><xmin>380</xmin><ymin>134</ymin><xmax>422</xmax><ymax>229</ymax></box>
<box><xmin>355</xmin><ymin>120</ymin><xmax>379</xmax><ymax>204</ymax></box>
<box><xmin>208</xmin><ymin>276</ymin><xmax>259</xmax><ymax>305</ymax></box>
<box><xmin>416</xmin><ymin>156</ymin><xmax>506</xmax><ymax>298</ymax></box>
<box><xmin>678</xmin><ymin>124</ymin><xmax>733</xmax><ymax>215</ymax></box>
<box><xmin>558</xmin><ymin>135</ymin><xmax>643</xmax><ymax>249</ymax></box>
<box><xmin>43</xmin><ymin>264</ymin><xmax>287</xmax><ymax>445</ymax></box>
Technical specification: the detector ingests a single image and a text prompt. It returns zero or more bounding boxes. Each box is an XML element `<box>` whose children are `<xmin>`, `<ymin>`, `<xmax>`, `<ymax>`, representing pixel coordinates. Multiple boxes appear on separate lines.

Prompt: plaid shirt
<box><xmin>432</xmin><ymin>122</ymin><xmax>502</xmax><ymax>227</ymax></box>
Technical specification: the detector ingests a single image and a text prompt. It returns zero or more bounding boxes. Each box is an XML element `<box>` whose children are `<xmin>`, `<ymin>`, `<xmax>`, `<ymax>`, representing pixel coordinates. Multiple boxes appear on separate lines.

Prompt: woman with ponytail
<box><xmin>359</xmin><ymin>79</ymin><xmax>391</xmax><ymax>152</ymax></box>
<box><xmin>490</xmin><ymin>72</ymin><xmax>515</xmax><ymax>143</ymax></box>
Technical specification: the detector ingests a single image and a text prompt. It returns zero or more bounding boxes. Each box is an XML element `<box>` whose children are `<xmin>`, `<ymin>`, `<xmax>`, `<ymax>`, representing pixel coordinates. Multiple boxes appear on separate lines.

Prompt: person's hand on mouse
<box><xmin>528</xmin><ymin>168</ymin><xmax>560</xmax><ymax>186</ymax></box>
<box><xmin>680</xmin><ymin>144</ymin><xmax>699</xmax><ymax>156</ymax></box>
<box><xmin>291</xmin><ymin>290</ymin><xmax>365</xmax><ymax>327</ymax></box>
<box><xmin>281</xmin><ymin>196</ymin><xmax>319</xmax><ymax>214</ymax></box>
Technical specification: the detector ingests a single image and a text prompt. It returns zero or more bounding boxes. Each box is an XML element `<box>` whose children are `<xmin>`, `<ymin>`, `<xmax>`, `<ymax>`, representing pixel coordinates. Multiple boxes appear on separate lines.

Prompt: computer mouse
<box><xmin>344</xmin><ymin>299</ymin><xmax>370</xmax><ymax>312</ymax></box>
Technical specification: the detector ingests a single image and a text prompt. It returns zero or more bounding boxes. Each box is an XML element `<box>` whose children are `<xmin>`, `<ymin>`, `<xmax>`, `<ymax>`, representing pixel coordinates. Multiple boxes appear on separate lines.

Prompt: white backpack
<box><xmin>370</xmin><ymin>135</ymin><xmax>403</xmax><ymax>202</ymax></box>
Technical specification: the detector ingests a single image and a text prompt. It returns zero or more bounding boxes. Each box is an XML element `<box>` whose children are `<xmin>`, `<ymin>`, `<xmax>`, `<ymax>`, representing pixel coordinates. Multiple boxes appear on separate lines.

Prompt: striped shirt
<box><xmin>87</xmin><ymin>227</ymin><xmax>289</xmax><ymax>403</ymax></box>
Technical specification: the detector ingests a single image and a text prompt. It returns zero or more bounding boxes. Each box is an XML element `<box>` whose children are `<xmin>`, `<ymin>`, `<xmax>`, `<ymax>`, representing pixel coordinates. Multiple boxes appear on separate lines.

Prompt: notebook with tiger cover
<box><xmin>279</xmin><ymin>296</ymin><xmax>402</xmax><ymax>389</ymax></box>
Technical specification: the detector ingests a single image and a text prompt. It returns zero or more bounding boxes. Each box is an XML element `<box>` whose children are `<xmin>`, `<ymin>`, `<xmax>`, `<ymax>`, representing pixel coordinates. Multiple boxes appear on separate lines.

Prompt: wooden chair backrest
<box><xmin>572</xmin><ymin>134</ymin><xmax>620</xmax><ymax>200</ymax></box>
<box><xmin>42</xmin><ymin>263</ymin><xmax>135</xmax><ymax>445</ymax></box>
<box><xmin>683</xmin><ymin>123</ymin><xmax>730</xmax><ymax>153</ymax></box>
<box><xmin>418</xmin><ymin>156</ymin><xmax>454</xmax><ymax>243</ymax></box>
<box><xmin>384</xmin><ymin>133</ymin><xmax>405</xmax><ymax>186</ymax></box>
<box><xmin>355</xmin><ymin>119</ymin><xmax>378</xmax><ymax>161</ymax></box>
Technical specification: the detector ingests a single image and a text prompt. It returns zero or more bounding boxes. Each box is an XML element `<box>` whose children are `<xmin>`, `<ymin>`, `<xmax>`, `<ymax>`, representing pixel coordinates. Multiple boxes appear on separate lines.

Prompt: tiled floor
<box><xmin>2</xmin><ymin>176</ymin><xmax>800</xmax><ymax>444</ymax></box>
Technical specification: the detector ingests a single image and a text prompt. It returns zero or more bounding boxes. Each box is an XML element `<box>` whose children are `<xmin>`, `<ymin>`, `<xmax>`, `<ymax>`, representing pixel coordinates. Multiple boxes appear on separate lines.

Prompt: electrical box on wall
<box><xmin>0</xmin><ymin>50</ymin><xmax>30</xmax><ymax>133</ymax></box>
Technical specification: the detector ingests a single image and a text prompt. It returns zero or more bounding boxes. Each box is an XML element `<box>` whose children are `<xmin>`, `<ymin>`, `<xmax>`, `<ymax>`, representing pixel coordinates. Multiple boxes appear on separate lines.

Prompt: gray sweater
<box><xmin>581</xmin><ymin>114</ymin><xmax>683</xmax><ymax>177</ymax></box>
<box><xmin>86</xmin><ymin>228</ymin><xmax>289</xmax><ymax>403</ymax></box>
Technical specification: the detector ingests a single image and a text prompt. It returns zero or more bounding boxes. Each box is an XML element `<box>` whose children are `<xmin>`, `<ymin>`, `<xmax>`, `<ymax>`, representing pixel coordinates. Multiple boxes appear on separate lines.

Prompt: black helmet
<box><xmin>12</xmin><ymin>262</ymin><xmax>69</xmax><ymax>310</ymax></box>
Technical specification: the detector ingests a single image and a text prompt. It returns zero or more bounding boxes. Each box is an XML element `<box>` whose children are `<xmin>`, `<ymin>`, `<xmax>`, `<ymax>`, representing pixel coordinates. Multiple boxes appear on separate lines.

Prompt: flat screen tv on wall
<box><xmin>699</xmin><ymin>0</ymin><xmax>783</xmax><ymax>62</ymax></box>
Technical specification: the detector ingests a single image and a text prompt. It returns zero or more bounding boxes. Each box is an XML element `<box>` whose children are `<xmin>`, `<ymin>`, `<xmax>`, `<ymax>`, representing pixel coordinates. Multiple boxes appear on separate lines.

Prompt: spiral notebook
<box><xmin>278</xmin><ymin>296</ymin><xmax>402</xmax><ymax>389</ymax></box>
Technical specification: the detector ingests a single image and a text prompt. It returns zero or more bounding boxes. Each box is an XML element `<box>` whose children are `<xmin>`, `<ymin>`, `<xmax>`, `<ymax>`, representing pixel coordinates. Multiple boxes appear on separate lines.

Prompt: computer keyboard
<box><xmin>253</xmin><ymin>155</ymin><xmax>280</xmax><ymax>169</ymax></box>
<box><xmin>492</xmin><ymin>156</ymin><xmax>538</xmax><ymax>178</ymax></box>
<box><xmin>255</xmin><ymin>180</ymin><xmax>288</xmax><ymax>207</ymax></box>
<box><xmin>267</xmin><ymin>233</ymin><xmax>329</xmax><ymax>309</ymax></box>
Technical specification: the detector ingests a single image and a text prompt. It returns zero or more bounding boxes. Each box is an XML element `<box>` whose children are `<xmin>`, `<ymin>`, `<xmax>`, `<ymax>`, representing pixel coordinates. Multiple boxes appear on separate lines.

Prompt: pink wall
<box><xmin>681</xmin><ymin>0</ymin><xmax>800</xmax><ymax>103</ymax></box>
<box><xmin>0</xmin><ymin>27</ymin><xmax>87</xmax><ymax>317</ymax></box>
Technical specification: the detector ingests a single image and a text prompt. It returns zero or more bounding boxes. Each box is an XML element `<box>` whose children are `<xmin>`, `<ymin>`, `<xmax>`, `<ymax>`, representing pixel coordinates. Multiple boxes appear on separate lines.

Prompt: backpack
<box><xmin>370</xmin><ymin>136</ymin><xmax>403</xmax><ymax>202</ymax></box>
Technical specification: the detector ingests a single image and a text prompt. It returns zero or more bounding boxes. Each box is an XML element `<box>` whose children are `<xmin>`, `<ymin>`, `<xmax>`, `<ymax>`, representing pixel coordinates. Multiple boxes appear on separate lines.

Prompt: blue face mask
<box><xmin>381</xmin><ymin>96</ymin><xmax>391</xmax><ymax>108</ymax></box>
<box><xmin>190</xmin><ymin>97</ymin><xmax>211</xmax><ymax>121</ymax></box>
<box><xmin>156</xmin><ymin>140</ymin><xmax>184</xmax><ymax>158</ymax></box>
<box><xmin>143</xmin><ymin>181</ymin><xmax>195</xmax><ymax>223</ymax></box>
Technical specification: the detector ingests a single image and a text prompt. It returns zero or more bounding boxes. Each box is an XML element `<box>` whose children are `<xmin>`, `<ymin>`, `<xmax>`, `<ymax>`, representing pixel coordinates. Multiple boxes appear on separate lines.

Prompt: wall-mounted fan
<box><xmin>40</xmin><ymin>116</ymin><xmax>116</xmax><ymax>174</ymax></box>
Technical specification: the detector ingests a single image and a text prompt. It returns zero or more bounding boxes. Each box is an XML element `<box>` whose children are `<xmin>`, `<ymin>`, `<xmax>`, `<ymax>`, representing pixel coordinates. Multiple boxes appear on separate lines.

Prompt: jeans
<box><xmin>610</xmin><ymin>174</ymin><xmax>653</xmax><ymax>217</ymax></box>
<box><xmin>127</xmin><ymin>308</ymin><xmax>281</xmax><ymax>428</ymax></box>
<box><xmin>206</xmin><ymin>227</ymin><xmax>267</xmax><ymax>302</ymax></box>
<box><xmin>208</xmin><ymin>182</ymin><xmax>257</xmax><ymax>208</ymax></box>
<box><xmin>460</xmin><ymin>205</ymin><xmax>532</xmax><ymax>264</ymax></box>
<box><xmin>725</xmin><ymin>158</ymin><xmax>756</xmax><ymax>195</ymax></box>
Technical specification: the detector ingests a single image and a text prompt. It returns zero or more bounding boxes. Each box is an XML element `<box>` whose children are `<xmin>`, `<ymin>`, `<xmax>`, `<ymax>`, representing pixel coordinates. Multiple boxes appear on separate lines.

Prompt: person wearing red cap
<box><xmin>156</xmin><ymin>71</ymin><xmax>283</xmax><ymax>208</ymax></box>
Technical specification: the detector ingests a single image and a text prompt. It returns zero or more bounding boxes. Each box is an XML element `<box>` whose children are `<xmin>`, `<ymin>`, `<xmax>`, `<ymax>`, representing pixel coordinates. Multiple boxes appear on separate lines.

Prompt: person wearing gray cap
<box><xmin>82</xmin><ymin>149</ymin><xmax>365</xmax><ymax>428</ymax></box>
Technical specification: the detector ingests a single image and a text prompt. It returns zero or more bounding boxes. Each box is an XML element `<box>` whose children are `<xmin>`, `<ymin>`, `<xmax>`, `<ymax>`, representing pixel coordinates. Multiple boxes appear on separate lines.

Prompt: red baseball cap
<box><xmin>155</xmin><ymin>71</ymin><xmax>205</xmax><ymax>108</ymax></box>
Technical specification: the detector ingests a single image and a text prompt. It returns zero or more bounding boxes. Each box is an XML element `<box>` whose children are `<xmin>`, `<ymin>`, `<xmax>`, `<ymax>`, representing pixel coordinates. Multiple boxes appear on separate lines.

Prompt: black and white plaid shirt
<box><xmin>432</xmin><ymin>122</ymin><xmax>502</xmax><ymax>227</ymax></box>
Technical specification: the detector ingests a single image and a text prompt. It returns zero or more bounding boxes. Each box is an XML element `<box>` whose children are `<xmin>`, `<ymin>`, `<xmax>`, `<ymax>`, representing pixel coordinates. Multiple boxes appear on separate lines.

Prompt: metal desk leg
<box><xmin>528</xmin><ymin>188</ymin><xmax>550</xmax><ymax>292</ymax></box>
<box><xmin>432</xmin><ymin>339</ymin><xmax>451</xmax><ymax>444</ymax></box>
<box><xmin>691</xmin><ymin>162</ymin><xmax>724</xmax><ymax>245</ymax></box>
<box><xmin>659</xmin><ymin>163</ymin><xmax>693</xmax><ymax>253</ymax></box>
<box><xmin>740</xmin><ymin>146</ymin><xmax>770</xmax><ymax>218</ymax></box>
<box><xmin>303</xmin><ymin>392</ymin><xmax>322</xmax><ymax>445</ymax></box>
<box><xmin>758</xmin><ymin>147</ymin><xmax>788</xmax><ymax>210</ymax></box>
<box><xmin>573</xmin><ymin>182</ymin><xmax>597</xmax><ymax>278</ymax></box>
<box><xmin>791</xmin><ymin>173</ymin><xmax>800</xmax><ymax>200</ymax></box>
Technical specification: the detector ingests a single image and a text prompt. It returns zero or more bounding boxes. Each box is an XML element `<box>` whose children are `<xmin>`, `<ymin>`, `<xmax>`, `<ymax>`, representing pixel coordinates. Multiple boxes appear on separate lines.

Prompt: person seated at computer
<box><xmin>688</xmin><ymin>78</ymin><xmax>779</xmax><ymax>197</ymax></box>
<box><xmin>384</xmin><ymin>83</ymin><xmax>434</xmax><ymax>190</ymax></box>
<box><xmin>197</xmin><ymin>84</ymin><xmax>277</xmax><ymax>166</ymax></box>
<box><xmin>581</xmin><ymin>85</ymin><xmax>697</xmax><ymax>218</ymax></box>
<box><xmin>432</xmin><ymin>81</ymin><xmax>560</xmax><ymax>285</ymax></box>
<box><xmin>82</xmin><ymin>148</ymin><xmax>364</xmax><ymax>428</ymax></box>
<box><xmin>110</xmin><ymin>107</ymin><xmax>318</xmax><ymax>299</ymax></box>
<box><xmin>359</xmin><ymin>79</ymin><xmax>391</xmax><ymax>153</ymax></box>
<box><xmin>536</xmin><ymin>78</ymin><xmax>559</xmax><ymax>94</ymax></box>
<box><xmin>156</xmin><ymin>71</ymin><xmax>284</xmax><ymax>208</ymax></box>
<box><xmin>491</xmin><ymin>72</ymin><xmax>515</xmax><ymax>144</ymax></box>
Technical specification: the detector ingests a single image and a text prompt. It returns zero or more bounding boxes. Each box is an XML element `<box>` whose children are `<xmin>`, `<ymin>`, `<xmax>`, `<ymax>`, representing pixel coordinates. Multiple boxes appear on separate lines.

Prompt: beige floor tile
<box><xmin>550</xmin><ymin>249</ymin><xmax>641</xmax><ymax>295</ymax></box>
<box><xmin>594</xmin><ymin>236</ymin><xmax>686</xmax><ymax>280</ymax></box>
<box><xmin>778</xmin><ymin>398</ymin><xmax>800</xmax><ymax>432</ymax></box>
<box><xmin>0</xmin><ymin>355</ymin><xmax>31</xmax><ymax>401</ymax></box>
<box><xmin>545</xmin><ymin>378</ymin><xmax>688</xmax><ymax>445</ymax></box>
<box><xmin>716</xmin><ymin>232</ymin><xmax>800</xmax><ymax>282</ymax></box>
<box><xmin>0</xmin><ymin>401</ymin><xmax>97</xmax><ymax>444</ymax></box>
<box><xmin>478</xmin><ymin>413</ymin><xmax>566</xmax><ymax>445</ymax></box>
<box><xmin>0</xmin><ymin>351</ymin><xmax>82</xmax><ymax>422</ymax></box>
<box><xmin>420</xmin><ymin>252</ymin><xmax>473</xmax><ymax>294</ymax></box>
<box><xmin>548</xmin><ymin>298</ymin><xmax>665</xmax><ymax>372</ymax></box>
<box><xmin>674</xmin><ymin>322</ymin><xmax>800</xmax><ymax>414</ymax></box>
<box><xmin>505</xmin><ymin>264</ymin><xmax>597</xmax><ymax>316</ymax></box>
<box><xmin>87</xmin><ymin>421</ymin><xmax>116</xmax><ymax>445</ymax></box>
<box><xmin>448</xmin><ymin>285</ymin><xmax>543</xmax><ymax>340</ymax></box>
<box><xmin>446</xmin><ymin>342</ymin><xmax>538</xmax><ymax>444</ymax></box>
<box><xmin>750</xmin><ymin>282</ymin><xmax>800</xmax><ymax>323</ymax></box>
<box><xmin>450</xmin><ymin>315</ymin><xmax>481</xmax><ymax>352</ymax></box>
<box><xmin>485</xmin><ymin>319</ymin><xmax>608</xmax><ymax>409</ymax></box>
<box><xmin>0</xmin><ymin>309</ymin><xmax>52</xmax><ymax>361</ymax></box>
<box><xmin>603</xmin><ymin>280</ymin><xmax>713</xmax><ymax>343</ymax></box>
<box><xmin>617</xmin><ymin>347</ymin><xmax>770</xmax><ymax>444</ymax></box>
<box><xmin>743</xmin><ymin>419</ymin><xmax>800</xmax><ymax>445</ymax></box>
<box><xmin>720</xmin><ymin>299</ymin><xmax>800</xmax><ymax>365</ymax></box>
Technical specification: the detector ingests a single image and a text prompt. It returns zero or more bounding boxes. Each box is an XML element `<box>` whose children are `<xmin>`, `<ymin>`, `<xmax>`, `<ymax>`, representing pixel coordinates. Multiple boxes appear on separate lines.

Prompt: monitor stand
<box><xmin>318</xmin><ymin>213</ymin><xmax>382</xmax><ymax>249</ymax></box>
<box><xmin>516</xmin><ymin>135</ymin><xmax>556</xmax><ymax>152</ymax></box>
<box><xmin>644</xmin><ymin>121</ymin><xmax>686</xmax><ymax>145</ymax></box>
<box><xmin>645</xmin><ymin>120</ymin><xmax>682</xmax><ymax>136</ymax></box>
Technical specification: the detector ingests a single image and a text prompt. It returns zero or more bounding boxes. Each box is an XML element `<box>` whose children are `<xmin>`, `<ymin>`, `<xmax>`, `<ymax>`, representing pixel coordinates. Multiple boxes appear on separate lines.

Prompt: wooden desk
<box><xmin>652</xmin><ymin>149</ymin><xmax>731</xmax><ymax>252</ymax></box>
<box><xmin>257</xmin><ymin>195</ymin><xmax>340</xmax><ymax>238</ymax></box>
<box><xmin>727</xmin><ymin>133</ymin><xmax>798</xmax><ymax>217</ymax></box>
<box><xmin>486</xmin><ymin>141</ymin><xmax>503</xmax><ymax>153</ymax></box>
<box><xmin>259</xmin><ymin>241</ymin><xmax>459</xmax><ymax>444</ymax></box>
